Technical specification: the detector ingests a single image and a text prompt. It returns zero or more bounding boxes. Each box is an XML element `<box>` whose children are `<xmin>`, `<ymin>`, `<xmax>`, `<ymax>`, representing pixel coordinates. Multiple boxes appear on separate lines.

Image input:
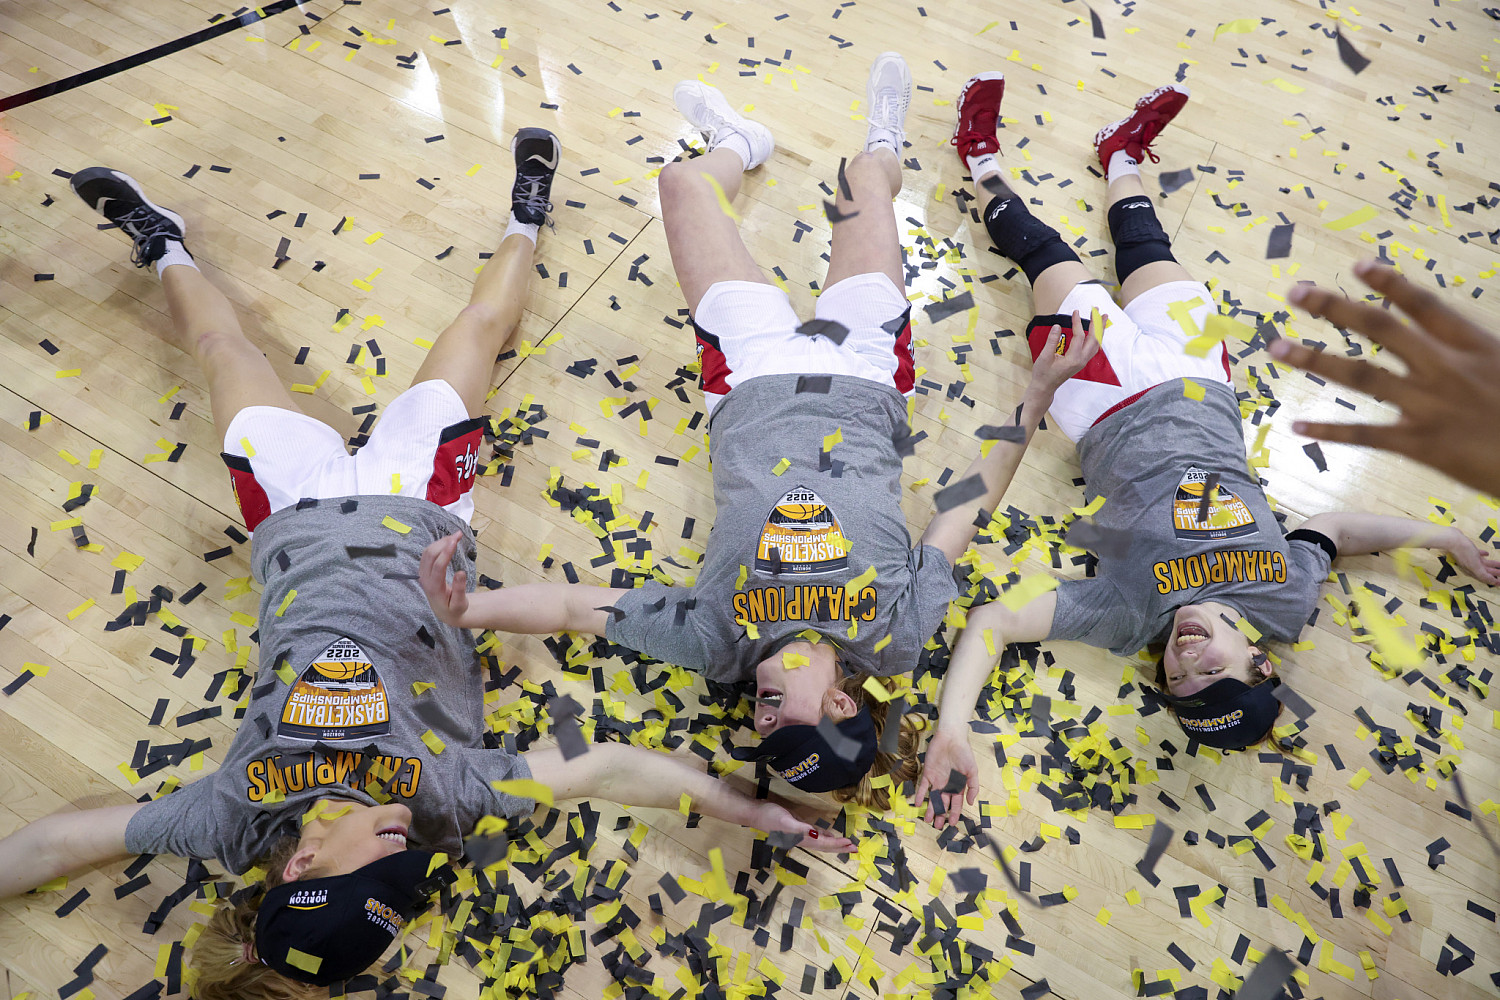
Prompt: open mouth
<box><xmin>757</xmin><ymin>688</ymin><xmax>783</xmax><ymax>707</ymax></box>
<box><xmin>377</xmin><ymin>827</ymin><xmax>408</xmax><ymax>848</ymax></box>
<box><xmin>1175</xmin><ymin>622</ymin><xmax>1209</xmax><ymax>647</ymax></box>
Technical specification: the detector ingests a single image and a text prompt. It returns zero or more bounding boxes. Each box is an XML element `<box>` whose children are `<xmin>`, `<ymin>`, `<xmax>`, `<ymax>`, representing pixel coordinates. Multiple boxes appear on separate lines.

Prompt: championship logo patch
<box><xmin>755</xmin><ymin>486</ymin><xmax>849</xmax><ymax>575</ymax></box>
<box><xmin>278</xmin><ymin>637</ymin><xmax>391</xmax><ymax>742</ymax></box>
<box><xmin>1171</xmin><ymin>466</ymin><xmax>1256</xmax><ymax>540</ymax></box>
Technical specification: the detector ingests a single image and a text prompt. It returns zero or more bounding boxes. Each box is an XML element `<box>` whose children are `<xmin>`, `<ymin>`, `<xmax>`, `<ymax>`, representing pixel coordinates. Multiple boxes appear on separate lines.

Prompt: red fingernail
<box><xmin>808</xmin><ymin>829</ymin><xmax>819</xmax><ymax>838</ymax></box>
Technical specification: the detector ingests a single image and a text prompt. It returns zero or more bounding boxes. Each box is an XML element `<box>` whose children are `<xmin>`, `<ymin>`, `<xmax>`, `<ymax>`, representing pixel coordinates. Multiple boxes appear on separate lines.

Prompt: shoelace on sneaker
<box><xmin>873</xmin><ymin>92</ymin><xmax>904</xmax><ymax>131</ymax></box>
<box><xmin>514</xmin><ymin>176</ymin><xmax>555</xmax><ymax>228</ymax></box>
<box><xmin>950</xmin><ymin>129</ymin><xmax>994</xmax><ymax>148</ymax></box>
<box><xmin>114</xmin><ymin>205</ymin><xmax>180</xmax><ymax>268</ymax></box>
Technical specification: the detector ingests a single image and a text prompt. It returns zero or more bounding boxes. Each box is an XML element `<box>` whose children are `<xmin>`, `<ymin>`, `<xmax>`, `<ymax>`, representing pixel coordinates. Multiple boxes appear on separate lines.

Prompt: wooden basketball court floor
<box><xmin>1</xmin><ymin>1</ymin><xmax>1497</xmax><ymax>997</ymax></box>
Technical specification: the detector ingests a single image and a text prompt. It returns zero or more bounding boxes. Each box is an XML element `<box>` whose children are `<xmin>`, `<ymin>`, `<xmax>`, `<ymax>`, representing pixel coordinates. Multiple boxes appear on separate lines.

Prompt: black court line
<box><xmin>0</xmin><ymin>1</ymin><xmax>309</xmax><ymax>113</ymax></box>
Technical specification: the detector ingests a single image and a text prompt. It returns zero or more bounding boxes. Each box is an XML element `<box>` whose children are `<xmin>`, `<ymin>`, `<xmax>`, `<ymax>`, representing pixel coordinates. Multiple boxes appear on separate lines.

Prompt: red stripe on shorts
<box><xmin>427</xmin><ymin>416</ymin><xmax>487</xmax><ymax>508</ymax></box>
<box><xmin>891</xmin><ymin>311</ymin><xmax>916</xmax><ymax>393</ymax></box>
<box><xmin>1027</xmin><ymin>314</ymin><xmax>1122</xmax><ymax>387</ymax></box>
<box><xmin>221</xmin><ymin>453</ymin><xmax>273</xmax><ymax>532</ymax></box>
<box><xmin>692</xmin><ymin>320</ymin><xmax>733</xmax><ymax>396</ymax></box>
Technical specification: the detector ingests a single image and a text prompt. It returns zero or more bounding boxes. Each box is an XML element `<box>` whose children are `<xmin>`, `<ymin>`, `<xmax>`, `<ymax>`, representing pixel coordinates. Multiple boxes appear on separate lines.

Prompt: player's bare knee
<box><xmin>191</xmin><ymin>328</ymin><xmax>248</xmax><ymax>365</ymax></box>
<box><xmin>456</xmin><ymin>302</ymin><xmax>508</xmax><ymax>331</ymax></box>
<box><xmin>846</xmin><ymin>150</ymin><xmax>899</xmax><ymax>197</ymax></box>
<box><xmin>657</xmin><ymin>159</ymin><xmax>701</xmax><ymax>204</ymax></box>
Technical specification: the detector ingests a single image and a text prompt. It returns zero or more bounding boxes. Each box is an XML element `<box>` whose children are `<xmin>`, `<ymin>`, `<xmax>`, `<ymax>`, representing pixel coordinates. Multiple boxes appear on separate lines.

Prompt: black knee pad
<box><xmin>983</xmin><ymin>196</ymin><xmax>1080</xmax><ymax>284</ymax></box>
<box><xmin>1108</xmin><ymin>196</ymin><xmax>1176</xmax><ymax>281</ymax></box>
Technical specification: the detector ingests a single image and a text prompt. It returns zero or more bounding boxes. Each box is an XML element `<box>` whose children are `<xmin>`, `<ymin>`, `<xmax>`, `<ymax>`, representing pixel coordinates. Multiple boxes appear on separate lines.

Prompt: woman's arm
<box><xmin>420</xmin><ymin>533</ymin><xmax>630</xmax><ymax>635</ymax></box>
<box><xmin>1299</xmin><ymin>513</ymin><xmax>1500</xmax><ymax>584</ymax></box>
<box><xmin>914</xmin><ymin>592</ymin><xmax>1057</xmax><ymax>828</ymax></box>
<box><xmin>524</xmin><ymin>745</ymin><xmax>855</xmax><ymax>853</ymax></box>
<box><xmin>919</xmin><ymin>317</ymin><xmax>1099</xmax><ymax>566</ymax></box>
<box><xmin>0</xmin><ymin>802</ymin><xmax>145</xmax><ymax>900</ymax></box>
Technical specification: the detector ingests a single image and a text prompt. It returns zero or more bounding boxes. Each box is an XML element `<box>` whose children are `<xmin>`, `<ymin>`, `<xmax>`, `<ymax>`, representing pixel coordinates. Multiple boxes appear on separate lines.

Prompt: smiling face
<box><xmin>1161</xmin><ymin>602</ymin><xmax>1271</xmax><ymax>697</ymax></box>
<box><xmin>284</xmin><ymin>799</ymin><xmax>415</xmax><ymax>882</ymax></box>
<box><xmin>752</xmin><ymin>641</ymin><xmax>855</xmax><ymax>736</ymax></box>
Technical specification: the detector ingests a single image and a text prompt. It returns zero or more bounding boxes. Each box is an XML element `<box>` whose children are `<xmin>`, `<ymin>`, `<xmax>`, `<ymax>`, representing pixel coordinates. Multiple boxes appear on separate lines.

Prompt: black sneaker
<box><xmin>510</xmin><ymin>127</ymin><xmax>560</xmax><ymax>228</ymax></box>
<box><xmin>70</xmin><ymin>167</ymin><xmax>190</xmax><ymax>269</ymax></box>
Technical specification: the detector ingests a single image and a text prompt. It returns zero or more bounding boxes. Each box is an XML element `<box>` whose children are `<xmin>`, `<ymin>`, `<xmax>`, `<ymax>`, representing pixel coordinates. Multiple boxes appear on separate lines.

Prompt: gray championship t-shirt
<box><xmin>607</xmin><ymin>374</ymin><xmax>960</xmax><ymax>683</ymax></box>
<box><xmin>125</xmin><ymin>496</ymin><xmax>535</xmax><ymax>875</ymax></box>
<box><xmin>1050</xmin><ymin>380</ymin><xmax>1332</xmax><ymax>656</ymax></box>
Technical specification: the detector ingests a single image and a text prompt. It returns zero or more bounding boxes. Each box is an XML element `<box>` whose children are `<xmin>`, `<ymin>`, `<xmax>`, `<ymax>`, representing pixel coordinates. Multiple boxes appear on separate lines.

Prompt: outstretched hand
<box><xmin>1272</xmin><ymin>260</ymin><xmax>1500</xmax><ymax>497</ymax></box>
<box><xmin>1446</xmin><ymin>533</ymin><xmax>1500</xmax><ymax>587</ymax></box>
<box><xmin>1028</xmin><ymin>309</ymin><xmax>1102</xmax><ymax>395</ymax></box>
<box><xmin>913</xmin><ymin>727</ymin><xmax>978</xmax><ymax>830</ymax></box>
<box><xmin>419</xmin><ymin>532</ymin><xmax>472</xmax><ymax>627</ymax></box>
<box><xmin>759</xmin><ymin>803</ymin><xmax>856</xmax><ymax>854</ymax></box>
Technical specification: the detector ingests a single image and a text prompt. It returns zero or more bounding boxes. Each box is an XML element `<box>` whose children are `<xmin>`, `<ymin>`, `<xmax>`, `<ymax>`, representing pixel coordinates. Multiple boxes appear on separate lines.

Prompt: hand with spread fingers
<box><xmin>1271</xmin><ymin>259</ymin><xmax>1500</xmax><ymax>497</ymax></box>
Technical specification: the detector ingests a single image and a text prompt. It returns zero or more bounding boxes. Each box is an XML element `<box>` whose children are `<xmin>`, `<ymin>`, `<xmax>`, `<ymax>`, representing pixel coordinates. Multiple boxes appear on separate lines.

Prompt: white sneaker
<box><xmin>865</xmin><ymin>51</ymin><xmax>912</xmax><ymax>150</ymax></box>
<box><xmin>672</xmin><ymin>80</ymin><xmax>775</xmax><ymax>169</ymax></box>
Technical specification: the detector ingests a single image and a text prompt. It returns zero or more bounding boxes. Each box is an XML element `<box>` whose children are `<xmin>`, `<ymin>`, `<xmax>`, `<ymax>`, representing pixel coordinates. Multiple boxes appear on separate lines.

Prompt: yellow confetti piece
<box><xmin>845</xmin><ymin>564</ymin><xmax>877</xmax><ymax>596</ymax></box>
<box><xmin>771</xmin><ymin>458</ymin><xmax>791</xmax><ymax>476</ymax></box>
<box><xmin>1214</xmin><ymin>18</ymin><xmax>1258</xmax><ymax>39</ymax></box>
<box><xmin>382</xmin><ymin>516</ymin><xmax>412</xmax><ymax>534</ymax></box>
<box><xmin>1125</xmin><ymin>889</ymin><xmax>1142</xmax><ymax>905</ymax></box>
<box><xmin>1325</xmin><ymin>205</ymin><xmax>1378</xmax><ymax>230</ymax></box>
<box><xmin>679</xmin><ymin>792</ymin><xmax>693</xmax><ymax>816</ymax></box>
<box><xmin>999</xmin><ymin>574</ymin><xmax>1059</xmax><ymax>611</ymax></box>
<box><xmin>1349</xmin><ymin>767</ymin><xmax>1371</xmax><ymax>789</ymax></box>
<box><xmin>1096</xmin><ymin>907</ymin><xmax>1112</xmax><ymax>925</ymax></box>
<box><xmin>1269</xmin><ymin>78</ymin><xmax>1305</xmax><ymax>94</ymax></box>
<box><xmin>420</xmin><ymin>729</ymin><xmax>446</xmax><ymax>754</ymax></box>
<box><xmin>701</xmin><ymin>171</ymin><xmax>740</xmax><ymax>222</ymax></box>
<box><xmin>67</xmin><ymin>599</ymin><xmax>95</xmax><ymax>620</ymax></box>
<box><xmin>275</xmin><ymin>589</ymin><xmax>297</xmax><ymax>617</ymax></box>
<box><xmin>492</xmin><ymin>778</ymin><xmax>553</xmax><ymax>806</ymax></box>
<box><xmin>55</xmin><ymin>369</ymin><xmax>81</xmax><ymax>378</ymax></box>
<box><xmin>861</xmin><ymin>676</ymin><xmax>893</xmax><ymax>701</ymax></box>
<box><xmin>467</xmin><ymin>163</ymin><xmax>482</xmax><ymax>176</ymax></box>
<box><xmin>1183</xmin><ymin>380</ymin><xmax>1207</xmax><ymax>401</ymax></box>
<box><xmin>364</xmin><ymin>231</ymin><xmax>383</xmax><ymax>244</ymax></box>
<box><xmin>111</xmin><ymin>551</ymin><xmax>145</xmax><ymax>571</ymax></box>
<box><xmin>284</xmin><ymin>948</ymin><xmax>323</xmax><ymax>974</ymax></box>
<box><xmin>822</xmin><ymin>427</ymin><xmax>843</xmax><ymax>451</ymax></box>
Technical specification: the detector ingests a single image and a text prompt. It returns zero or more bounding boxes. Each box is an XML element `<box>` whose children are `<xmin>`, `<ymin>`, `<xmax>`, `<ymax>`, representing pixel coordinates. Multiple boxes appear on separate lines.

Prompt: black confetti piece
<box><xmin>815</xmin><ymin>715</ymin><xmax>863</xmax><ymax>762</ymax></box>
<box><xmin>1303</xmin><ymin>442</ymin><xmax>1327</xmax><ymax>472</ymax></box>
<box><xmin>346</xmin><ymin>543</ymin><xmax>397</xmax><ymax>559</ymax></box>
<box><xmin>933</xmin><ymin>474</ymin><xmax>986</xmax><ymax>513</ymax></box>
<box><xmin>796</xmin><ymin>319</ymin><xmax>849</xmax><ymax>345</ymax></box>
<box><xmin>1335</xmin><ymin>27</ymin><xmax>1370</xmax><ymax>75</ymax></box>
<box><xmin>1158</xmin><ymin>168</ymin><xmax>1194</xmax><ymax>194</ymax></box>
<box><xmin>923</xmin><ymin>291</ymin><xmax>974</xmax><ymax>323</ymax></box>
<box><xmin>1234</xmin><ymin>949</ymin><xmax>1294</xmax><ymax>1000</ymax></box>
<box><xmin>1266</xmin><ymin>223</ymin><xmax>1295</xmax><ymax>259</ymax></box>
<box><xmin>1064</xmin><ymin>520</ymin><xmax>1132</xmax><ymax>559</ymax></box>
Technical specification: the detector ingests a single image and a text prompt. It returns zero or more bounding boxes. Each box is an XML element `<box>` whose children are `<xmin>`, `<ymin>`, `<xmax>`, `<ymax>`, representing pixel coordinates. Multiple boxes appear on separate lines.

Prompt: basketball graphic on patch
<box><xmin>755</xmin><ymin>486</ymin><xmax>849</xmax><ymax>575</ymax></box>
<box><xmin>1172</xmin><ymin>466</ymin><xmax>1256</xmax><ymax>540</ymax></box>
<box><xmin>277</xmin><ymin>636</ymin><xmax>390</xmax><ymax>742</ymax></box>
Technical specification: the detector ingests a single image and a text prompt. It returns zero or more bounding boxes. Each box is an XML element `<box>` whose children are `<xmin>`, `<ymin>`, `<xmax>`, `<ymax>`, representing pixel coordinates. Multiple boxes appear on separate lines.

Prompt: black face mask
<box><xmin>1164</xmin><ymin>676</ymin><xmax>1282</xmax><ymax>750</ymax></box>
<box><xmin>256</xmin><ymin>850</ymin><xmax>446</xmax><ymax>985</ymax></box>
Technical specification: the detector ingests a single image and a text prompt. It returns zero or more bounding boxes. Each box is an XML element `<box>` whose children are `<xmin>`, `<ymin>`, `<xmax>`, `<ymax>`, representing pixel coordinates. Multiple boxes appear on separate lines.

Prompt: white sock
<box><xmin>865</xmin><ymin>129</ymin><xmax>900</xmax><ymax>155</ymax></box>
<box><xmin>1107</xmin><ymin>150</ymin><xmax>1140</xmax><ymax>183</ymax></box>
<box><xmin>712</xmin><ymin>130</ymin><xmax>753</xmax><ymax>171</ymax></box>
<box><xmin>154</xmin><ymin>239</ymin><xmax>198</xmax><ymax>277</ymax></box>
<box><xmin>504</xmin><ymin>217</ymin><xmax>539</xmax><ymax>245</ymax></box>
<box><xmin>966</xmin><ymin>153</ymin><xmax>999</xmax><ymax>181</ymax></box>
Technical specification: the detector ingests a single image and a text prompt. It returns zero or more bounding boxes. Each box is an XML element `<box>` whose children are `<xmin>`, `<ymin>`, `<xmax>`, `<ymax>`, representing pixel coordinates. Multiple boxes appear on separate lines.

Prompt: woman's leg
<box><xmin>1092</xmin><ymin>85</ymin><xmax>1196</xmax><ymax>305</ymax></box>
<box><xmin>823</xmin><ymin>53</ymin><xmax>912</xmax><ymax>292</ymax></box>
<box><xmin>161</xmin><ymin>265</ymin><xmax>304</xmax><ymax>439</ymax></box>
<box><xmin>68</xmin><ymin>167</ymin><xmax>311</xmax><ymax>444</ymax></box>
<box><xmin>413</xmin><ymin>128</ymin><xmax>559</xmax><ymax>417</ymax></box>
<box><xmin>973</xmin><ymin>169</ymin><xmax>1094</xmax><ymax>316</ymax></box>
<box><xmin>660</xmin><ymin>81</ymin><xmax>776</xmax><ymax>314</ymax></box>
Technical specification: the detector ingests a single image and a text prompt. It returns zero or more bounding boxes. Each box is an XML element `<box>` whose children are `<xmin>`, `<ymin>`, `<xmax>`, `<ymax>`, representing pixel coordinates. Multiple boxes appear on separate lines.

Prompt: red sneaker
<box><xmin>1094</xmin><ymin>84</ymin><xmax>1190</xmax><ymax>169</ymax></box>
<box><xmin>951</xmin><ymin>72</ymin><xmax>1005</xmax><ymax>166</ymax></box>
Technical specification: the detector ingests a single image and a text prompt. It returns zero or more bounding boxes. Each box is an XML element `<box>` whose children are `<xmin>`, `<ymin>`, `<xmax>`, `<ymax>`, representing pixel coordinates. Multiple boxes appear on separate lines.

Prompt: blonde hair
<box><xmin>187</xmin><ymin>836</ymin><xmax>327</xmax><ymax>1000</ymax></box>
<box><xmin>826</xmin><ymin>673</ymin><xmax>923</xmax><ymax>811</ymax></box>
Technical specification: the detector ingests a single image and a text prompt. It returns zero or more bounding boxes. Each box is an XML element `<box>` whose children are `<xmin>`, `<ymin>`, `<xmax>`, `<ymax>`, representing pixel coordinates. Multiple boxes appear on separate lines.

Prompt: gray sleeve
<box><xmin>456</xmin><ymin>749</ymin><xmax>537</xmax><ymax>823</ymax></box>
<box><xmin>1280</xmin><ymin>537</ymin><xmax>1334</xmax><ymax>632</ymax></box>
<box><xmin>1046</xmin><ymin>577</ymin><xmax>1137</xmax><ymax>651</ymax></box>
<box><xmin>604</xmin><ymin>581</ymin><xmax>710</xmax><ymax>671</ymax></box>
<box><xmin>868</xmin><ymin>546</ymin><xmax>962</xmax><ymax>674</ymax></box>
<box><xmin>123</xmin><ymin>778</ymin><xmax>222</xmax><ymax>861</ymax></box>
